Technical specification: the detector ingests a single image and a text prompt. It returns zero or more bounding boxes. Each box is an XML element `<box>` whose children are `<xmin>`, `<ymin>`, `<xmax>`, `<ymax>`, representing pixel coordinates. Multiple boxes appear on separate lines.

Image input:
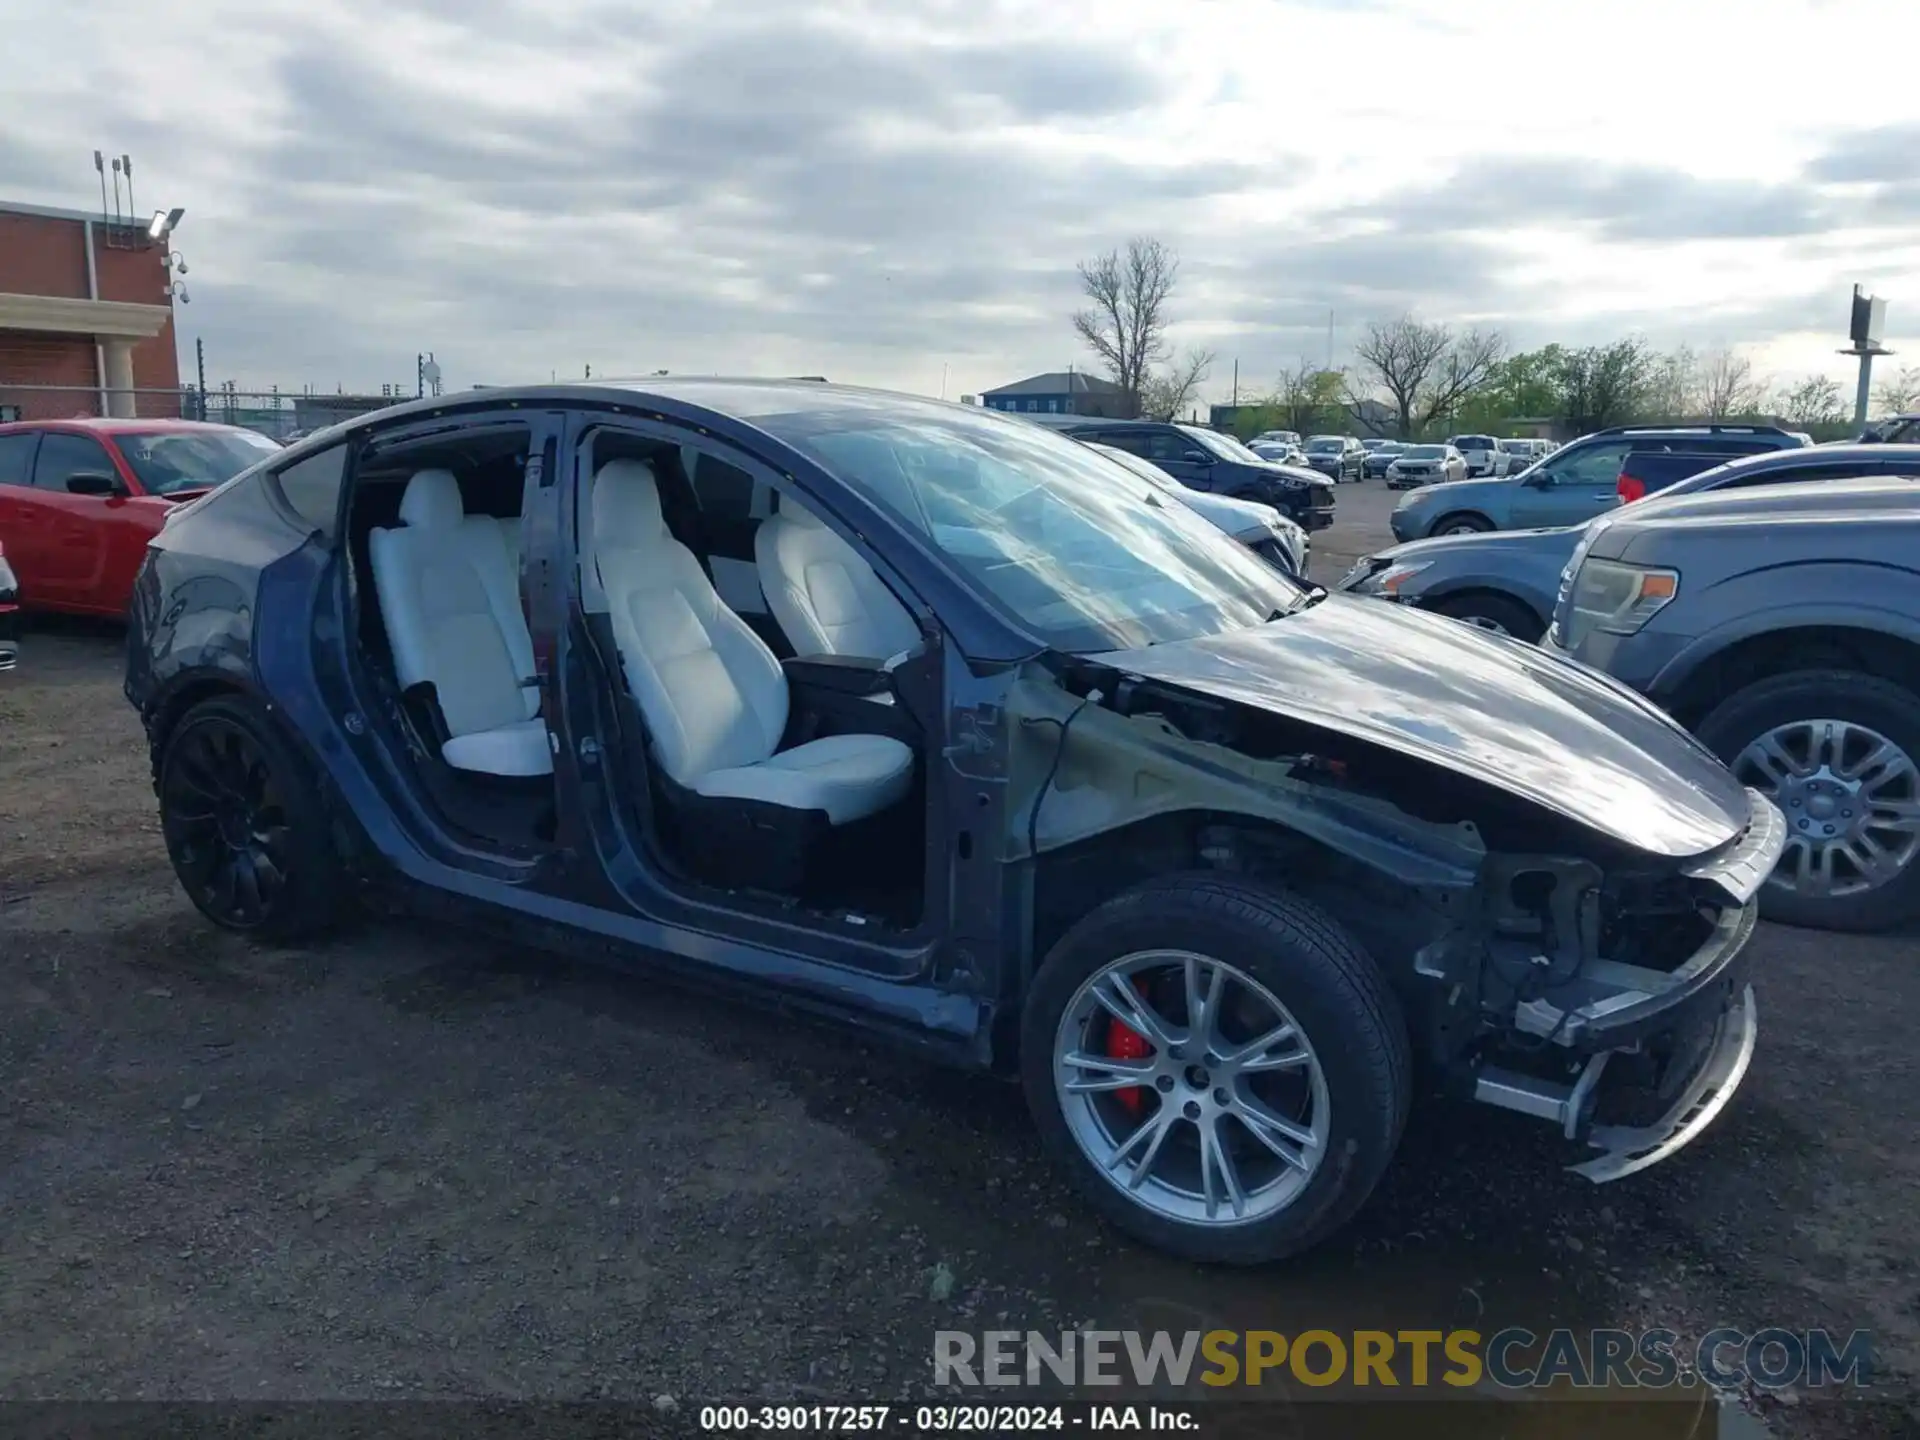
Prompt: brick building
<box><xmin>0</xmin><ymin>199</ymin><xmax>180</xmax><ymax>421</ymax></box>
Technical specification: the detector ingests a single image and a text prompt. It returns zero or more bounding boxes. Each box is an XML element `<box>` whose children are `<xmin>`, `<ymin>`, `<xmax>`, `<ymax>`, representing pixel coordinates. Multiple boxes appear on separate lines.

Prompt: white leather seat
<box><xmin>592</xmin><ymin>459</ymin><xmax>911</xmax><ymax>825</ymax></box>
<box><xmin>369</xmin><ymin>470</ymin><xmax>552</xmax><ymax>778</ymax></box>
<box><xmin>754</xmin><ymin>494</ymin><xmax>920</xmax><ymax>661</ymax></box>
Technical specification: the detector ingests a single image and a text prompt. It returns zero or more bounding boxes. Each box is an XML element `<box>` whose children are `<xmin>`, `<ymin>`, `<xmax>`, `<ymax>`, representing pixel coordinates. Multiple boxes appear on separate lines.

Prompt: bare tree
<box><xmin>1873</xmin><ymin>364</ymin><xmax>1920</xmax><ymax>417</ymax></box>
<box><xmin>1347</xmin><ymin>317</ymin><xmax>1505</xmax><ymax>437</ymax></box>
<box><xmin>1073</xmin><ymin>238</ymin><xmax>1180</xmax><ymax>418</ymax></box>
<box><xmin>1776</xmin><ymin>374</ymin><xmax>1845</xmax><ymax>427</ymax></box>
<box><xmin>1417</xmin><ymin>327</ymin><xmax>1505</xmax><ymax>430</ymax></box>
<box><xmin>1644</xmin><ymin>345</ymin><xmax>1701</xmax><ymax>419</ymax></box>
<box><xmin>1700</xmin><ymin>348</ymin><xmax>1769</xmax><ymax>419</ymax></box>
<box><xmin>1137</xmin><ymin>348</ymin><xmax>1216</xmax><ymax>422</ymax></box>
<box><xmin>1273</xmin><ymin>360</ymin><xmax>1346</xmax><ymax>433</ymax></box>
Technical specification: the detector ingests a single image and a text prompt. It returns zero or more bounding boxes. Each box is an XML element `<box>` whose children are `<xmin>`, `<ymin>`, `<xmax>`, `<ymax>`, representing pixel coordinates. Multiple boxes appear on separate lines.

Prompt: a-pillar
<box><xmin>100</xmin><ymin>339</ymin><xmax>138</xmax><ymax>418</ymax></box>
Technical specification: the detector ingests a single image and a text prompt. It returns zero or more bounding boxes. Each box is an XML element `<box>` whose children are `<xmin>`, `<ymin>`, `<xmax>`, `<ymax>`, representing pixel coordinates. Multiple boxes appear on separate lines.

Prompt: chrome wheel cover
<box><xmin>1733</xmin><ymin>718</ymin><xmax>1920</xmax><ymax>899</ymax></box>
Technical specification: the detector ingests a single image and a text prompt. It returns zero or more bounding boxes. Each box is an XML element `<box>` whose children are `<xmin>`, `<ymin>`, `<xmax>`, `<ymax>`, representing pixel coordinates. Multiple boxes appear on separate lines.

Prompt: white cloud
<box><xmin>0</xmin><ymin>0</ymin><xmax>1914</xmax><ymax>402</ymax></box>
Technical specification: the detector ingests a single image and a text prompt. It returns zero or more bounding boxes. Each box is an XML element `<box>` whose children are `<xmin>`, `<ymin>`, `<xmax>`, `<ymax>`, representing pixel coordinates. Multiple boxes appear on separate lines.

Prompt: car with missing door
<box><xmin>1389</xmin><ymin>424</ymin><xmax>1808</xmax><ymax>542</ymax></box>
<box><xmin>0</xmin><ymin>417</ymin><xmax>283</xmax><ymax>616</ymax></box>
<box><xmin>1341</xmin><ymin>445</ymin><xmax>1920</xmax><ymax>642</ymax></box>
<box><xmin>127</xmin><ymin>380</ymin><xmax>1779</xmax><ymax>1265</ymax></box>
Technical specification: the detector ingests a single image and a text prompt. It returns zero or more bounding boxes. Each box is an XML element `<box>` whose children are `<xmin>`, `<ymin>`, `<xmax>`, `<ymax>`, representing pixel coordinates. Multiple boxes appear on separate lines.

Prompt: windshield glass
<box><xmin>1454</xmin><ymin>436</ymin><xmax>1493</xmax><ymax>449</ymax></box>
<box><xmin>1376</xmin><ymin>442</ymin><xmax>1407</xmax><ymax>454</ymax></box>
<box><xmin>1403</xmin><ymin>445</ymin><xmax>1447</xmax><ymax>459</ymax></box>
<box><xmin>1305</xmin><ymin>438</ymin><xmax>1342</xmax><ymax>453</ymax></box>
<box><xmin>1179</xmin><ymin>425</ymin><xmax>1261</xmax><ymax>464</ymax></box>
<box><xmin>117</xmin><ymin>428</ymin><xmax>281</xmax><ymax>495</ymax></box>
<box><xmin>746</xmin><ymin>393</ymin><xmax>1303</xmax><ymax>653</ymax></box>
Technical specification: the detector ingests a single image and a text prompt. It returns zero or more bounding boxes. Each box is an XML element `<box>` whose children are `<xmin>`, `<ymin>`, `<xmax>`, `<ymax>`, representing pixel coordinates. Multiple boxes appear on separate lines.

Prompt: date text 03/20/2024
<box><xmin>698</xmin><ymin>1405</ymin><xmax>1194</xmax><ymax>1432</ymax></box>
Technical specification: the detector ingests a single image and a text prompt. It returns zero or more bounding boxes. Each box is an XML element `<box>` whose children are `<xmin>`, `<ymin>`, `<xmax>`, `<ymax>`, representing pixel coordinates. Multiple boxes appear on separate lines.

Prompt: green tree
<box><xmin>1776</xmin><ymin>374</ymin><xmax>1845</xmax><ymax>428</ymax></box>
<box><xmin>1555</xmin><ymin>340</ymin><xmax>1656</xmax><ymax>433</ymax></box>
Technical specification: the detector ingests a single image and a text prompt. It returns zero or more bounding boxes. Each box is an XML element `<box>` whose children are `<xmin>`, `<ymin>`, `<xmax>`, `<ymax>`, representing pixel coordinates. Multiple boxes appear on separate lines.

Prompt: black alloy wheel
<box><xmin>159</xmin><ymin>697</ymin><xmax>342</xmax><ymax>939</ymax></box>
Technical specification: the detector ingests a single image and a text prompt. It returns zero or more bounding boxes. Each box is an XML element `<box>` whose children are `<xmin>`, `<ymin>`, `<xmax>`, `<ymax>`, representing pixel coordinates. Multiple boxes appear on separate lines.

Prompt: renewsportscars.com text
<box><xmin>933</xmin><ymin>1328</ymin><xmax>1875</xmax><ymax>1392</ymax></box>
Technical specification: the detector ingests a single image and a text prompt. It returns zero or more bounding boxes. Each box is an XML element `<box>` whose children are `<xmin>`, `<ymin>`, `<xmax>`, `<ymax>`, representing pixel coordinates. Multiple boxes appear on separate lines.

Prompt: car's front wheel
<box><xmin>1427</xmin><ymin>593</ymin><xmax>1543</xmax><ymax>641</ymax></box>
<box><xmin>1430</xmin><ymin>513</ymin><xmax>1493</xmax><ymax>536</ymax></box>
<box><xmin>1697</xmin><ymin>670</ymin><xmax>1920</xmax><ymax>933</ymax></box>
<box><xmin>1021</xmin><ymin>875</ymin><xmax>1410</xmax><ymax>1264</ymax></box>
<box><xmin>158</xmin><ymin>695</ymin><xmax>346</xmax><ymax>941</ymax></box>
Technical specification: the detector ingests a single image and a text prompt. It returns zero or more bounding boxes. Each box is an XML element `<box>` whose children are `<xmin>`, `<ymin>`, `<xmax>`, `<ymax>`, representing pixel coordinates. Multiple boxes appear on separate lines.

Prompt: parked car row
<box><xmin>120</xmin><ymin>379</ymin><xmax>1786</xmax><ymax>1268</ymax></box>
<box><xmin>1024</xmin><ymin>415</ymin><xmax>1338</xmax><ymax>532</ymax></box>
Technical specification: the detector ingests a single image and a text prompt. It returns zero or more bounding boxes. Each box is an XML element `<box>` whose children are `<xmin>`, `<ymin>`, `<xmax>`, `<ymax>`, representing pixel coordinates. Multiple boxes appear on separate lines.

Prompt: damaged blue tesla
<box><xmin>125</xmin><ymin>380</ymin><xmax>1781</xmax><ymax>1264</ymax></box>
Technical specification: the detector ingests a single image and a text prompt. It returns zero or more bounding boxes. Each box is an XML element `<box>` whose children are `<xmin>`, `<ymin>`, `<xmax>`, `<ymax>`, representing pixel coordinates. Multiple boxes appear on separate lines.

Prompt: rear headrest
<box><xmin>593</xmin><ymin>459</ymin><xmax>667</xmax><ymax>548</ymax></box>
<box><xmin>399</xmin><ymin>469</ymin><xmax>465</xmax><ymax>529</ymax></box>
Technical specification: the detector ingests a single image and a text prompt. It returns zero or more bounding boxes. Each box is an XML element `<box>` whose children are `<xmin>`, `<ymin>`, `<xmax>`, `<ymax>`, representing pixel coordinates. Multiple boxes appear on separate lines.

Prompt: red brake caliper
<box><xmin>1105</xmin><ymin>980</ymin><xmax>1153</xmax><ymax>1114</ymax></box>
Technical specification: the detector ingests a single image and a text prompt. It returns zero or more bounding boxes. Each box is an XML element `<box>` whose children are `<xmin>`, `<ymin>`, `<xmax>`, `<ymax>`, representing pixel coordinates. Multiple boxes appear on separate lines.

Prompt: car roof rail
<box><xmin>1589</xmin><ymin>422</ymin><xmax>1796</xmax><ymax>438</ymax></box>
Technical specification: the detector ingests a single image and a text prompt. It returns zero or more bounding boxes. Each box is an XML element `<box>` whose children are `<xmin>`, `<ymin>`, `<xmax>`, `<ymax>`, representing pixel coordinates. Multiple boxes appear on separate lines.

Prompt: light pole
<box><xmin>1839</xmin><ymin>284</ymin><xmax>1891</xmax><ymax>428</ymax></box>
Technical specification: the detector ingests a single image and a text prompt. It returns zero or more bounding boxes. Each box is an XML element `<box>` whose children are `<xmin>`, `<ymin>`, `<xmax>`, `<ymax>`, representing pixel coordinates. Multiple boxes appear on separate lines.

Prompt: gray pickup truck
<box><xmin>1547</xmin><ymin>475</ymin><xmax>1920</xmax><ymax>933</ymax></box>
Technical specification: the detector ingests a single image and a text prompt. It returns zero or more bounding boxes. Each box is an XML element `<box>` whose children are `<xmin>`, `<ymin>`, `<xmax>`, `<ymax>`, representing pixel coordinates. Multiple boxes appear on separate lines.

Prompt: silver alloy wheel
<box><xmin>1733</xmin><ymin>718</ymin><xmax>1920</xmax><ymax>899</ymax></box>
<box><xmin>1437</xmin><ymin>521</ymin><xmax>1481</xmax><ymax>535</ymax></box>
<box><xmin>1052</xmin><ymin>949</ymin><xmax>1330</xmax><ymax>1227</ymax></box>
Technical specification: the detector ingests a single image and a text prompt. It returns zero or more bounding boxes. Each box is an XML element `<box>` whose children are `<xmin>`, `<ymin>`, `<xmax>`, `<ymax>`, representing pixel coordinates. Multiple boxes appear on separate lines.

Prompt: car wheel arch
<box><xmin>1419</xmin><ymin>588</ymin><xmax>1547</xmax><ymax>641</ymax></box>
<box><xmin>1427</xmin><ymin>511</ymin><xmax>1495</xmax><ymax>536</ymax></box>
<box><xmin>1661</xmin><ymin>619</ymin><xmax>1920</xmax><ymax>730</ymax></box>
<box><xmin>1023</xmin><ymin>809</ymin><xmax>1453</xmax><ymax>1006</ymax></box>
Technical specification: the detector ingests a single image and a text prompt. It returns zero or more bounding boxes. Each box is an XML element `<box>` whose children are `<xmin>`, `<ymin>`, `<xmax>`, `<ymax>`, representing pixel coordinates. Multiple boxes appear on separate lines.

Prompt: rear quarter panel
<box><xmin>126</xmin><ymin>473</ymin><xmax>310</xmax><ymax>732</ymax></box>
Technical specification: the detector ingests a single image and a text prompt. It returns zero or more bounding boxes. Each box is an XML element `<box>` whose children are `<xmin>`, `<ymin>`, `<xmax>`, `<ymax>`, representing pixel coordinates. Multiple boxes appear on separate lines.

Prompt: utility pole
<box><xmin>1232</xmin><ymin>358</ymin><xmax>1239</xmax><ymax>407</ymax></box>
<box><xmin>1326</xmin><ymin>311</ymin><xmax>1334</xmax><ymax>372</ymax></box>
<box><xmin>195</xmin><ymin>336</ymin><xmax>207</xmax><ymax>420</ymax></box>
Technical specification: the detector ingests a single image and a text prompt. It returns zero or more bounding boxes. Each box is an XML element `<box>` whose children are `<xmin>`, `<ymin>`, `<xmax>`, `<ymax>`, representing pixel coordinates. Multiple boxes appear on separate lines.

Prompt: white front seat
<box><xmin>592</xmin><ymin>459</ymin><xmax>911</xmax><ymax>825</ymax></box>
<box><xmin>369</xmin><ymin>469</ymin><xmax>552</xmax><ymax>778</ymax></box>
<box><xmin>754</xmin><ymin>494</ymin><xmax>920</xmax><ymax>661</ymax></box>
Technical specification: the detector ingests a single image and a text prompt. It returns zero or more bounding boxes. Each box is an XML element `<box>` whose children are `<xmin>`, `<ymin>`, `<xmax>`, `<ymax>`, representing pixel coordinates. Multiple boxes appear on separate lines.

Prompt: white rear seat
<box><xmin>369</xmin><ymin>470</ymin><xmax>551</xmax><ymax>777</ymax></box>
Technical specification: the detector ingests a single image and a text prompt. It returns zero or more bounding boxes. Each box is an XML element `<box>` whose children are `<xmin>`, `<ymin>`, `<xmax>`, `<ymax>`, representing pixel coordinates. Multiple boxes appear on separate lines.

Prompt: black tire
<box><xmin>1430</xmin><ymin>512</ymin><xmax>1493</xmax><ymax>536</ymax></box>
<box><xmin>158</xmin><ymin>695</ymin><xmax>346</xmax><ymax>942</ymax></box>
<box><xmin>1425</xmin><ymin>592</ymin><xmax>1543</xmax><ymax>642</ymax></box>
<box><xmin>1696</xmin><ymin>669</ymin><xmax>1920</xmax><ymax>933</ymax></box>
<box><xmin>1020</xmin><ymin>874</ymin><xmax>1411</xmax><ymax>1265</ymax></box>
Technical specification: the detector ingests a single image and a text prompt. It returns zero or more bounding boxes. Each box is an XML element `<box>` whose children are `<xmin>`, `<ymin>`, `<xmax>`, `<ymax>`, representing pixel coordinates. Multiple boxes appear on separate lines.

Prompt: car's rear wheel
<box><xmin>1021</xmin><ymin>875</ymin><xmax>1410</xmax><ymax>1264</ymax></box>
<box><xmin>158</xmin><ymin>695</ymin><xmax>345</xmax><ymax>941</ymax></box>
<box><xmin>1431</xmin><ymin>513</ymin><xmax>1493</xmax><ymax>536</ymax></box>
<box><xmin>1426</xmin><ymin>593</ymin><xmax>1543</xmax><ymax>641</ymax></box>
<box><xmin>1697</xmin><ymin>669</ymin><xmax>1920</xmax><ymax>933</ymax></box>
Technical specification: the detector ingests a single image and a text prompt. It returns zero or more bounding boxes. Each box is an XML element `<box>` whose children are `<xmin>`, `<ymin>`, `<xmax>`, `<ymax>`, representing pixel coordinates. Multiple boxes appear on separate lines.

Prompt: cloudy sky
<box><xmin>4</xmin><ymin>0</ymin><xmax>1917</xmax><ymax>403</ymax></box>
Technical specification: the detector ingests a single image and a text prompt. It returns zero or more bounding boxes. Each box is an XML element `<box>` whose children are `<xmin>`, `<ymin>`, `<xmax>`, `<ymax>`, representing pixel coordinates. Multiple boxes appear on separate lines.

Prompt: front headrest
<box><xmin>399</xmin><ymin>469</ymin><xmax>465</xmax><ymax>529</ymax></box>
<box><xmin>775</xmin><ymin>493</ymin><xmax>826</xmax><ymax>530</ymax></box>
<box><xmin>593</xmin><ymin>459</ymin><xmax>666</xmax><ymax>548</ymax></box>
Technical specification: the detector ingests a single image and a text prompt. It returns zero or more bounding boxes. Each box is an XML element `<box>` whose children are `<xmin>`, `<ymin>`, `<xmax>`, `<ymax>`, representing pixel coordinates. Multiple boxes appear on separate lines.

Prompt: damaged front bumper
<box><xmin>1470</xmin><ymin>791</ymin><xmax>1784</xmax><ymax>1182</ymax></box>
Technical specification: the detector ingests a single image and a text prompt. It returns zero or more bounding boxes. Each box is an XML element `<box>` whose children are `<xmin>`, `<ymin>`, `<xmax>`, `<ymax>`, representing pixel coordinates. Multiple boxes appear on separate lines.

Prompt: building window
<box><xmin>1047</xmin><ymin>399</ymin><xmax>1059</xmax><ymax>412</ymax></box>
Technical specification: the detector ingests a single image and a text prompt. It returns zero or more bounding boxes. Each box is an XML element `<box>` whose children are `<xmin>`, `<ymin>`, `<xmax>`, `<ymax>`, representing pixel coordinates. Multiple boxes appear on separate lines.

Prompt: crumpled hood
<box><xmin>1094</xmin><ymin>594</ymin><xmax>1752</xmax><ymax>859</ymax></box>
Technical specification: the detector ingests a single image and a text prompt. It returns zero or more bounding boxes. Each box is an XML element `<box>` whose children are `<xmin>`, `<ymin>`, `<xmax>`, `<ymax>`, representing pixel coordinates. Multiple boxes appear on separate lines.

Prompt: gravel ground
<box><xmin>1</xmin><ymin>483</ymin><xmax>1914</xmax><ymax>1438</ymax></box>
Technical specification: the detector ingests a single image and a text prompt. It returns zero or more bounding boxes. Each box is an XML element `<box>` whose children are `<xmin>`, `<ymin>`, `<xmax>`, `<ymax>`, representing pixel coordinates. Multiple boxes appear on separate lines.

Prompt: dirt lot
<box><xmin>2</xmin><ymin>485</ymin><xmax>1915</xmax><ymax>1437</ymax></box>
